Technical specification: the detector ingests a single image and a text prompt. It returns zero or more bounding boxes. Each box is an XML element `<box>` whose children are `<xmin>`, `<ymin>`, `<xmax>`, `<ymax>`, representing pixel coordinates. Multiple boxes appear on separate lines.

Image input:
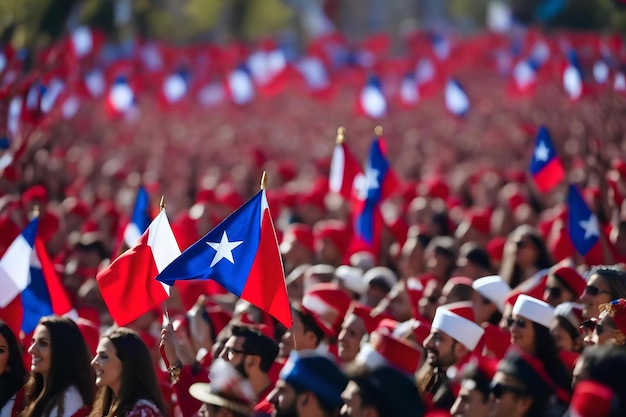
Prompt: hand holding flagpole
<box><xmin>336</xmin><ymin>126</ymin><xmax>346</xmax><ymax>144</ymax></box>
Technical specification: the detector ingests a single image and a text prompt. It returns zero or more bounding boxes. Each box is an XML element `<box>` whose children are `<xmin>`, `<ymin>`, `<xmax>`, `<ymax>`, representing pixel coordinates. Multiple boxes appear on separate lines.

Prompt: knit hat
<box><xmin>512</xmin><ymin>295</ymin><xmax>555</xmax><ymax>328</ymax></box>
<box><xmin>552</xmin><ymin>266</ymin><xmax>587</xmax><ymax>297</ymax></box>
<box><xmin>431</xmin><ymin>302</ymin><xmax>485</xmax><ymax>351</ymax></box>
<box><xmin>472</xmin><ymin>275</ymin><xmax>511</xmax><ymax>312</ymax></box>
<box><xmin>280</xmin><ymin>350</ymin><xmax>348</xmax><ymax>409</ymax></box>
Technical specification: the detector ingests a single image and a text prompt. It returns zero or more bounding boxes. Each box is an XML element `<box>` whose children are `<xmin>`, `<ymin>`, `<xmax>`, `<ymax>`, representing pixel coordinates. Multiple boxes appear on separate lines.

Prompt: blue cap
<box><xmin>280</xmin><ymin>350</ymin><xmax>348</xmax><ymax>409</ymax></box>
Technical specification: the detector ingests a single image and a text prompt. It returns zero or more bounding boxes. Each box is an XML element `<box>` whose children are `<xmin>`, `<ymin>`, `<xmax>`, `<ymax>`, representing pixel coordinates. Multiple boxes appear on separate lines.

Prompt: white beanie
<box><xmin>472</xmin><ymin>275</ymin><xmax>511</xmax><ymax>312</ymax></box>
<box><xmin>431</xmin><ymin>303</ymin><xmax>485</xmax><ymax>351</ymax></box>
<box><xmin>512</xmin><ymin>295</ymin><xmax>555</xmax><ymax>328</ymax></box>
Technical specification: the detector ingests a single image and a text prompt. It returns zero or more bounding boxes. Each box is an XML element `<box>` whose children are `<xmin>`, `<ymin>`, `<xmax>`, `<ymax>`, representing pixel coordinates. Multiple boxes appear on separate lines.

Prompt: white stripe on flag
<box><xmin>147</xmin><ymin>210</ymin><xmax>181</xmax><ymax>295</ymax></box>
<box><xmin>0</xmin><ymin>234</ymin><xmax>34</xmax><ymax>307</ymax></box>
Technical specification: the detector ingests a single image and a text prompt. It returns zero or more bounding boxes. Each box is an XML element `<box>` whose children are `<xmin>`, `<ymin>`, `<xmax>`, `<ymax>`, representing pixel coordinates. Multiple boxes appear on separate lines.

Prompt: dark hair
<box><xmin>579</xmin><ymin>345</ymin><xmax>626</xmax><ymax>401</ymax></box>
<box><xmin>368</xmin><ymin>277</ymin><xmax>392</xmax><ymax>294</ymax></box>
<box><xmin>501</xmin><ymin>226</ymin><xmax>553</xmax><ymax>288</ymax></box>
<box><xmin>589</xmin><ymin>266</ymin><xmax>626</xmax><ymax>301</ymax></box>
<box><xmin>23</xmin><ymin>316</ymin><xmax>95</xmax><ymax>417</ymax></box>
<box><xmin>555</xmin><ymin>316</ymin><xmax>580</xmax><ymax>349</ymax></box>
<box><xmin>0</xmin><ymin>321</ymin><xmax>26</xmax><ymax>409</ymax></box>
<box><xmin>346</xmin><ymin>365</ymin><xmax>392</xmax><ymax>417</ymax></box>
<box><xmin>458</xmin><ymin>362</ymin><xmax>491</xmax><ymax>402</ymax></box>
<box><xmin>293</xmin><ymin>308</ymin><xmax>324</xmax><ymax>346</ymax></box>
<box><xmin>532</xmin><ymin>322</ymin><xmax>572</xmax><ymax>398</ymax></box>
<box><xmin>230</xmin><ymin>325</ymin><xmax>278</xmax><ymax>373</ymax></box>
<box><xmin>90</xmin><ymin>328</ymin><xmax>166</xmax><ymax>417</ymax></box>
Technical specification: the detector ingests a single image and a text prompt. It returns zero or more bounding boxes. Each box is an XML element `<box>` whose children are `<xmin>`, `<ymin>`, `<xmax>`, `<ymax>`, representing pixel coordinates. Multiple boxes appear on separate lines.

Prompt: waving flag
<box><xmin>445</xmin><ymin>78</ymin><xmax>470</xmax><ymax>117</ymax></box>
<box><xmin>508</xmin><ymin>59</ymin><xmax>538</xmax><ymax>97</ymax></box>
<box><xmin>350</xmin><ymin>130</ymin><xmax>400</xmax><ymax>255</ymax></box>
<box><xmin>97</xmin><ymin>208</ymin><xmax>181</xmax><ymax>326</ymax></box>
<box><xmin>123</xmin><ymin>186</ymin><xmax>151</xmax><ymax>247</ymax></box>
<box><xmin>567</xmin><ymin>184</ymin><xmax>600</xmax><ymax>256</ymax></box>
<box><xmin>226</xmin><ymin>64</ymin><xmax>255</xmax><ymax>106</ymax></box>
<box><xmin>156</xmin><ymin>188</ymin><xmax>290</xmax><ymax>328</ymax></box>
<box><xmin>529</xmin><ymin>126</ymin><xmax>565</xmax><ymax>193</ymax></box>
<box><xmin>398</xmin><ymin>72</ymin><xmax>420</xmax><ymax>108</ymax></box>
<box><xmin>106</xmin><ymin>75</ymin><xmax>136</xmax><ymax>117</ymax></box>
<box><xmin>329</xmin><ymin>127</ymin><xmax>363</xmax><ymax>200</ymax></box>
<box><xmin>563</xmin><ymin>50</ymin><xmax>584</xmax><ymax>101</ymax></box>
<box><xmin>0</xmin><ymin>218</ymin><xmax>73</xmax><ymax>334</ymax></box>
<box><xmin>356</xmin><ymin>75</ymin><xmax>386</xmax><ymax>119</ymax></box>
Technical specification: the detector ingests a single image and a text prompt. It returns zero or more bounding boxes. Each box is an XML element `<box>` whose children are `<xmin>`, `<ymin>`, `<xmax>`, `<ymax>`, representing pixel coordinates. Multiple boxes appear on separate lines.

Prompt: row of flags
<box><xmin>0</xmin><ymin>124</ymin><xmax>605</xmax><ymax>335</ymax></box>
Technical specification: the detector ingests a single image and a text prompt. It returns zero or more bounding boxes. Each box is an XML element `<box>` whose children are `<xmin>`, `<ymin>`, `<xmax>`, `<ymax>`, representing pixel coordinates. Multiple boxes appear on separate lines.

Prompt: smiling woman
<box><xmin>89</xmin><ymin>328</ymin><xmax>165</xmax><ymax>417</ymax></box>
<box><xmin>22</xmin><ymin>316</ymin><xmax>95</xmax><ymax>417</ymax></box>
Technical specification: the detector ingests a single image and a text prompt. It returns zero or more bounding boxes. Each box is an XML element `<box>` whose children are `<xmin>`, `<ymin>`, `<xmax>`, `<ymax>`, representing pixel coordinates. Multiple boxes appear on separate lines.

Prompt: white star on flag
<box><xmin>354</xmin><ymin>167</ymin><xmax>380</xmax><ymax>200</ymax></box>
<box><xmin>534</xmin><ymin>141</ymin><xmax>550</xmax><ymax>162</ymax></box>
<box><xmin>579</xmin><ymin>214</ymin><xmax>600</xmax><ymax>240</ymax></box>
<box><xmin>207</xmin><ymin>231</ymin><xmax>243</xmax><ymax>267</ymax></box>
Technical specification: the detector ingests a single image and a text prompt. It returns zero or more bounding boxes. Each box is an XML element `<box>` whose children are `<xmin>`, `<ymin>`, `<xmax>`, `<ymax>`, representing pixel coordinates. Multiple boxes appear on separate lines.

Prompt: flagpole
<box><xmin>159</xmin><ymin>195</ymin><xmax>170</xmax><ymax>325</ymax></box>
<box><xmin>260</xmin><ymin>171</ymin><xmax>267</xmax><ymax>190</ymax></box>
<box><xmin>374</xmin><ymin>125</ymin><xmax>383</xmax><ymax>137</ymax></box>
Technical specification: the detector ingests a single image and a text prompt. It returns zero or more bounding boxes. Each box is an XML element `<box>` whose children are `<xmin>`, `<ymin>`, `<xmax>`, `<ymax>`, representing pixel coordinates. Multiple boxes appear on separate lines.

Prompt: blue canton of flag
<box><xmin>156</xmin><ymin>191</ymin><xmax>263</xmax><ymax>297</ymax></box>
<box><xmin>567</xmin><ymin>184</ymin><xmax>600</xmax><ymax>256</ymax></box>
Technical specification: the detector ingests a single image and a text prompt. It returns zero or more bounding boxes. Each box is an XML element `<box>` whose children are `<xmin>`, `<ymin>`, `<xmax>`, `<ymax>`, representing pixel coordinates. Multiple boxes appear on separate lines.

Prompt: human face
<box><xmin>513</xmin><ymin>235</ymin><xmax>538</xmax><ymax>269</ymax></box>
<box><xmin>550</xmin><ymin>322</ymin><xmax>575</xmax><ymax>352</ymax></box>
<box><xmin>489</xmin><ymin>371</ymin><xmax>531</xmax><ymax>417</ymax></box>
<box><xmin>508</xmin><ymin>315</ymin><xmax>535</xmax><ymax>355</ymax></box>
<box><xmin>221</xmin><ymin>336</ymin><xmax>249</xmax><ymax>377</ymax></box>
<box><xmin>91</xmin><ymin>338</ymin><xmax>123</xmax><ymax>394</ymax></box>
<box><xmin>288</xmin><ymin>312</ymin><xmax>317</xmax><ymax>351</ymax></box>
<box><xmin>580</xmin><ymin>274</ymin><xmax>612</xmax><ymax>319</ymax></box>
<box><xmin>338</xmin><ymin>315</ymin><xmax>366</xmax><ymax>363</ymax></box>
<box><xmin>543</xmin><ymin>274</ymin><xmax>575</xmax><ymax>307</ymax></box>
<box><xmin>451</xmin><ymin>383</ymin><xmax>492</xmax><ymax>417</ymax></box>
<box><xmin>418</xmin><ymin>281</ymin><xmax>441</xmax><ymax>322</ymax></box>
<box><xmin>387</xmin><ymin>286</ymin><xmax>413</xmax><ymax>322</ymax></box>
<box><xmin>472</xmin><ymin>291</ymin><xmax>497</xmax><ymax>325</ymax></box>
<box><xmin>341</xmin><ymin>381</ymin><xmax>368</xmax><ymax>417</ymax></box>
<box><xmin>0</xmin><ymin>333</ymin><xmax>9</xmax><ymax>374</ymax></box>
<box><xmin>592</xmin><ymin>312</ymin><xmax>618</xmax><ymax>346</ymax></box>
<box><xmin>423</xmin><ymin>330</ymin><xmax>458</xmax><ymax>370</ymax></box>
<box><xmin>28</xmin><ymin>325</ymin><xmax>52</xmax><ymax>377</ymax></box>
<box><xmin>268</xmin><ymin>379</ymin><xmax>298</xmax><ymax>417</ymax></box>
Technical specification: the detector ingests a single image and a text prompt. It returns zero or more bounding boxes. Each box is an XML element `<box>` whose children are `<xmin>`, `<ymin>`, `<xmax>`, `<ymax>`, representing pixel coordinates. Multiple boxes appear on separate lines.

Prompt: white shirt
<box><xmin>48</xmin><ymin>386</ymin><xmax>84</xmax><ymax>417</ymax></box>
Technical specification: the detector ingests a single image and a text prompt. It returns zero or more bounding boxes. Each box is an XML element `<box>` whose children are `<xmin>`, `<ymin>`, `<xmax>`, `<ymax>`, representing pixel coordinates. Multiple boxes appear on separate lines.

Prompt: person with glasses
<box><xmin>588</xmin><ymin>299</ymin><xmax>626</xmax><ymax>347</ymax></box>
<box><xmin>580</xmin><ymin>266</ymin><xmax>626</xmax><ymax>320</ymax></box>
<box><xmin>509</xmin><ymin>295</ymin><xmax>572</xmax><ymax>410</ymax></box>
<box><xmin>543</xmin><ymin>266</ymin><xmax>586</xmax><ymax>307</ymax></box>
<box><xmin>490</xmin><ymin>347</ymin><xmax>554</xmax><ymax>417</ymax></box>
<box><xmin>499</xmin><ymin>225</ymin><xmax>553</xmax><ymax>290</ymax></box>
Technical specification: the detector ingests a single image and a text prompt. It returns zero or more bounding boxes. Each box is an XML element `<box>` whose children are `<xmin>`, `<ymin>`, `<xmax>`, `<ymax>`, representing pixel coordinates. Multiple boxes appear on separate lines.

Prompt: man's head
<box><xmin>221</xmin><ymin>324</ymin><xmax>278</xmax><ymax>379</ymax></box>
<box><xmin>268</xmin><ymin>350</ymin><xmax>348</xmax><ymax>417</ymax></box>
<box><xmin>341</xmin><ymin>364</ymin><xmax>425</xmax><ymax>417</ymax></box>
<box><xmin>284</xmin><ymin>306</ymin><xmax>326</xmax><ymax>354</ymax></box>
<box><xmin>450</xmin><ymin>359</ymin><xmax>496</xmax><ymax>417</ymax></box>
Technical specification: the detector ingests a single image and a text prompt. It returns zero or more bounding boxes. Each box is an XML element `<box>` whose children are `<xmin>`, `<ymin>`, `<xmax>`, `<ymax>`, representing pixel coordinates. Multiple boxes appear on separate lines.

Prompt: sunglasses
<box><xmin>506</xmin><ymin>317</ymin><xmax>527</xmax><ymax>329</ymax></box>
<box><xmin>514</xmin><ymin>240</ymin><xmax>528</xmax><ymax>249</ymax></box>
<box><xmin>545</xmin><ymin>286</ymin><xmax>562</xmax><ymax>299</ymax></box>
<box><xmin>583</xmin><ymin>285</ymin><xmax>611</xmax><ymax>297</ymax></box>
<box><xmin>579</xmin><ymin>319</ymin><xmax>598</xmax><ymax>336</ymax></box>
<box><xmin>490</xmin><ymin>382</ymin><xmax>529</xmax><ymax>399</ymax></box>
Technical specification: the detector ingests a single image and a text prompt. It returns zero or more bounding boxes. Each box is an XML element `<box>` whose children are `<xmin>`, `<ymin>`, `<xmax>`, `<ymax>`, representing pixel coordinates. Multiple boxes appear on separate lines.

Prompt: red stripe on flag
<box><xmin>240</xmin><ymin>209</ymin><xmax>291</xmax><ymax>328</ymax></box>
<box><xmin>533</xmin><ymin>158</ymin><xmax>565</xmax><ymax>193</ymax></box>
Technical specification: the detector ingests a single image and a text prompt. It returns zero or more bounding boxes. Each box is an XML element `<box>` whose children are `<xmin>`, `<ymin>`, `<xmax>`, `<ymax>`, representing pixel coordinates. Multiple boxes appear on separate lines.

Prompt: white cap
<box><xmin>472</xmin><ymin>275</ymin><xmax>511</xmax><ymax>312</ymax></box>
<box><xmin>363</xmin><ymin>267</ymin><xmax>398</xmax><ymax>290</ymax></box>
<box><xmin>512</xmin><ymin>294</ymin><xmax>555</xmax><ymax>328</ymax></box>
<box><xmin>334</xmin><ymin>265</ymin><xmax>367</xmax><ymax>295</ymax></box>
<box><xmin>431</xmin><ymin>305</ymin><xmax>485</xmax><ymax>351</ymax></box>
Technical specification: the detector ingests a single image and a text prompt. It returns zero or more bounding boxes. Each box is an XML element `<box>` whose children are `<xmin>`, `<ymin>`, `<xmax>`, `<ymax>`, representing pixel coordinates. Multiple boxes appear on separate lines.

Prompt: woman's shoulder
<box><xmin>50</xmin><ymin>386</ymin><xmax>88</xmax><ymax>417</ymax></box>
<box><xmin>125</xmin><ymin>400</ymin><xmax>163</xmax><ymax>417</ymax></box>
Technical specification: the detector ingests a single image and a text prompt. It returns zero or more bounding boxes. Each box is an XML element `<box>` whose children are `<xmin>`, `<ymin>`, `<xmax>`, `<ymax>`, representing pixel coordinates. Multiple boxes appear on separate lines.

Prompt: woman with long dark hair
<box><xmin>89</xmin><ymin>328</ymin><xmax>165</xmax><ymax>417</ymax></box>
<box><xmin>0</xmin><ymin>321</ymin><xmax>27</xmax><ymax>417</ymax></box>
<box><xmin>22</xmin><ymin>316</ymin><xmax>95</xmax><ymax>417</ymax></box>
<box><xmin>500</xmin><ymin>225</ymin><xmax>553</xmax><ymax>289</ymax></box>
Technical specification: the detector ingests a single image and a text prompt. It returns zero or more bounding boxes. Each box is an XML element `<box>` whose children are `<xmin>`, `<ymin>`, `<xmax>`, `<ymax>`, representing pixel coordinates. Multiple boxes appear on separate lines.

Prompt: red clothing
<box><xmin>252</xmin><ymin>383</ymin><xmax>276</xmax><ymax>417</ymax></box>
<box><xmin>126</xmin><ymin>400</ymin><xmax>163</xmax><ymax>417</ymax></box>
<box><xmin>172</xmin><ymin>365</ymin><xmax>208</xmax><ymax>417</ymax></box>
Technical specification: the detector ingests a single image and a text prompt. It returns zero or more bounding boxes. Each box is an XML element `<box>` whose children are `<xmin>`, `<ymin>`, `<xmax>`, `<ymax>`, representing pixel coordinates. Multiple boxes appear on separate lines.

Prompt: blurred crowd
<box><xmin>2</xmin><ymin>15</ymin><xmax>626</xmax><ymax>417</ymax></box>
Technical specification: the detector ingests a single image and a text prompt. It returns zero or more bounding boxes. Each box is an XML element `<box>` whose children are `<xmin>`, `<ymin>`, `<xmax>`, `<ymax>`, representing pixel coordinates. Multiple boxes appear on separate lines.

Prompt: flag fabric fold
<box><xmin>123</xmin><ymin>185</ymin><xmax>151</xmax><ymax>247</ymax></box>
<box><xmin>529</xmin><ymin>126</ymin><xmax>565</xmax><ymax>193</ymax></box>
<box><xmin>567</xmin><ymin>184</ymin><xmax>600</xmax><ymax>256</ymax></box>
<box><xmin>97</xmin><ymin>209</ymin><xmax>181</xmax><ymax>326</ymax></box>
<box><xmin>156</xmin><ymin>190</ymin><xmax>291</xmax><ymax>328</ymax></box>
<box><xmin>329</xmin><ymin>140</ymin><xmax>363</xmax><ymax>201</ymax></box>
<box><xmin>0</xmin><ymin>218</ymin><xmax>38</xmax><ymax>308</ymax></box>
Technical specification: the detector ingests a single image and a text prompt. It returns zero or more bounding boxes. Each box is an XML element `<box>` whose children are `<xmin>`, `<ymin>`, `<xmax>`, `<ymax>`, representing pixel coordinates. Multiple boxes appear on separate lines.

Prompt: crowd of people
<box><xmin>2</xmin><ymin>16</ymin><xmax>626</xmax><ymax>417</ymax></box>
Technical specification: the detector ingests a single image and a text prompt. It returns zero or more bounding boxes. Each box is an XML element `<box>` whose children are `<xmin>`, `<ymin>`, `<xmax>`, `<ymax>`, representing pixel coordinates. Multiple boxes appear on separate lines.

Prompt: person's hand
<box><xmin>160</xmin><ymin>323</ymin><xmax>179</xmax><ymax>368</ymax></box>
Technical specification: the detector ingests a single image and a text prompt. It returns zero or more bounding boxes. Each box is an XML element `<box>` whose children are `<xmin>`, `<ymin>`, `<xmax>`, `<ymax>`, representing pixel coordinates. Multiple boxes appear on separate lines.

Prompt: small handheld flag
<box><xmin>567</xmin><ymin>184</ymin><xmax>600</xmax><ymax>256</ymax></box>
<box><xmin>529</xmin><ymin>126</ymin><xmax>565</xmax><ymax>193</ymax></box>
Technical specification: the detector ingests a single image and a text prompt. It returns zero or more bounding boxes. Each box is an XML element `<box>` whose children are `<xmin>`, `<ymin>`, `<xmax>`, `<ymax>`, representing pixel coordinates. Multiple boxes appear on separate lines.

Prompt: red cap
<box><xmin>281</xmin><ymin>223</ymin><xmax>314</xmax><ymax>253</ymax></box>
<box><xmin>375</xmin><ymin>318</ymin><xmax>399</xmax><ymax>335</ymax></box>
<box><xmin>421</xmin><ymin>178</ymin><xmax>449</xmax><ymax>201</ymax></box>
<box><xmin>346</xmin><ymin>302</ymin><xmax>381</xmax><ymax>334</ymax></box>
<box><xmin>486</xmin><ymin>237</ymin><xmax>506</xmax><ymax>262</ymax></box>
<box><xmin>371</xmin><ymin>332</ymin><xmax>422</xmax><ymax>375</ymax></box>
<box><xmin>552</xmin><ymin>266</ymin><xmax>586</xmax><ymax>297</ymax></box>
<box><xmin>570</xmin><ymin>381</ymin><xmax>615</xmax><ymax>417</ymax></box>
<box><xmin>204</xmin><ymin>303</ymin><xmax>233</xmax><ymax>337</ymax></box>
<box><xmin>314</xmin><ymin>220</ymin><xmax>350</xmax><ymax>256</ymax></box>
<box><xmin>22</xmin><ymin>185</ymin><xmax>48</xmax><ymax>205</ymax></box>
<box><xmin>410</xmin><ymin>319</ymin><xmax>431</xmax><ymax>346</ymax></box>
<box><xmin>214</xmin><ymin>186</ymin><xmax>243</xmax><ymax>211</ymax></box>
<box><xmin>302</xmin><ymin>283</ymin><xmax>353</xmax><ymax>336</ymax></box>
<box><xmin>445</xmin><ymin>301</ymin><xmax>476</xmax><ymax>323</ymax></box>
<box><xmin>467</xmin><ymin>210</ymin><xmax>491</xmax><ymax>235</ymax></box>
<box><xmin>481</xmin><ymin>323</ymin><xmax>511</xmax><ymax>359</ymax></box>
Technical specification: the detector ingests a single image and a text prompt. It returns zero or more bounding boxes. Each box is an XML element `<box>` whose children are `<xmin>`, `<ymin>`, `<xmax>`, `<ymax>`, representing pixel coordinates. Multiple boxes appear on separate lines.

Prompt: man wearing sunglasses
<box><xmin>490</xmin><ymin>347</ymin><xmax>554</xmax><ymax>417</ymax></box>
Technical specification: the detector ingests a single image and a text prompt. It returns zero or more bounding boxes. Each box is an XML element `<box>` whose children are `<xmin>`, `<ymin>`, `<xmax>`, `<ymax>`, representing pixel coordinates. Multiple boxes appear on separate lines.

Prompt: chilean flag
<box><xmin>226</xmin><ymin>64</ymin><xmax>255</xmax><ymax>106</ymax></box>
<box><xmin>563</xmin><ymin>50</ymin><xmax>585</xmax><ymax>102</ymax></box>
<box><xmin>106</xmin><ymin>75</ymin><xmax>136</xmax><ymax>117</ymax></box>
<box><xmin>329</xmin><ymin>130</ymin><xmax>363</xmax><ymax>200</ymax></box>
<box><xmin>156</xmin><ymin>189</ymin><xmax>291</xmax><ymax>328</ymax></box>
<box><xmin>350</xmin><ymin>135</ymin><xmax>400</xmax><ymax>255</ymax></box>
<box><xmin>123</xmin><ymin>186</ymin><xmax>151</xmax><ymax>248</ymax></box>
<box><xmin>0</xmin><ymin>218</ymin><xmax>73</xmax><ymax>334</ymax></box>
<box><xmin>398</xmin><ymin>72</ymin><xmax>420</xmax><ymax>108</ymax></box>
<box><xmin>356</xmin><ymin>75</ymin><xmax>386</xmax><ymax>119</ymax></box>
<box><xmin>97</xmin><ymin>209</ymin><xmax>181</xmax><ymax>326</ymax></box>
<box><xmin>567</xmin><ymin>184</ymin><xmax>600</xmax><ymax>256</ymax></box>
<box><xmin>529</xmin><ymin>126</ymin><xmax>566</xmax><ymax>193</ymax></box>
<box><xmin>507</xmin><ymin>59</ymin><xmax>538</xmax><ymax>97</ymax></box>
<box><xmin>160</xmin><ymin>69</ymin><xmax>191</xmax><ymax>108</ymax></box>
